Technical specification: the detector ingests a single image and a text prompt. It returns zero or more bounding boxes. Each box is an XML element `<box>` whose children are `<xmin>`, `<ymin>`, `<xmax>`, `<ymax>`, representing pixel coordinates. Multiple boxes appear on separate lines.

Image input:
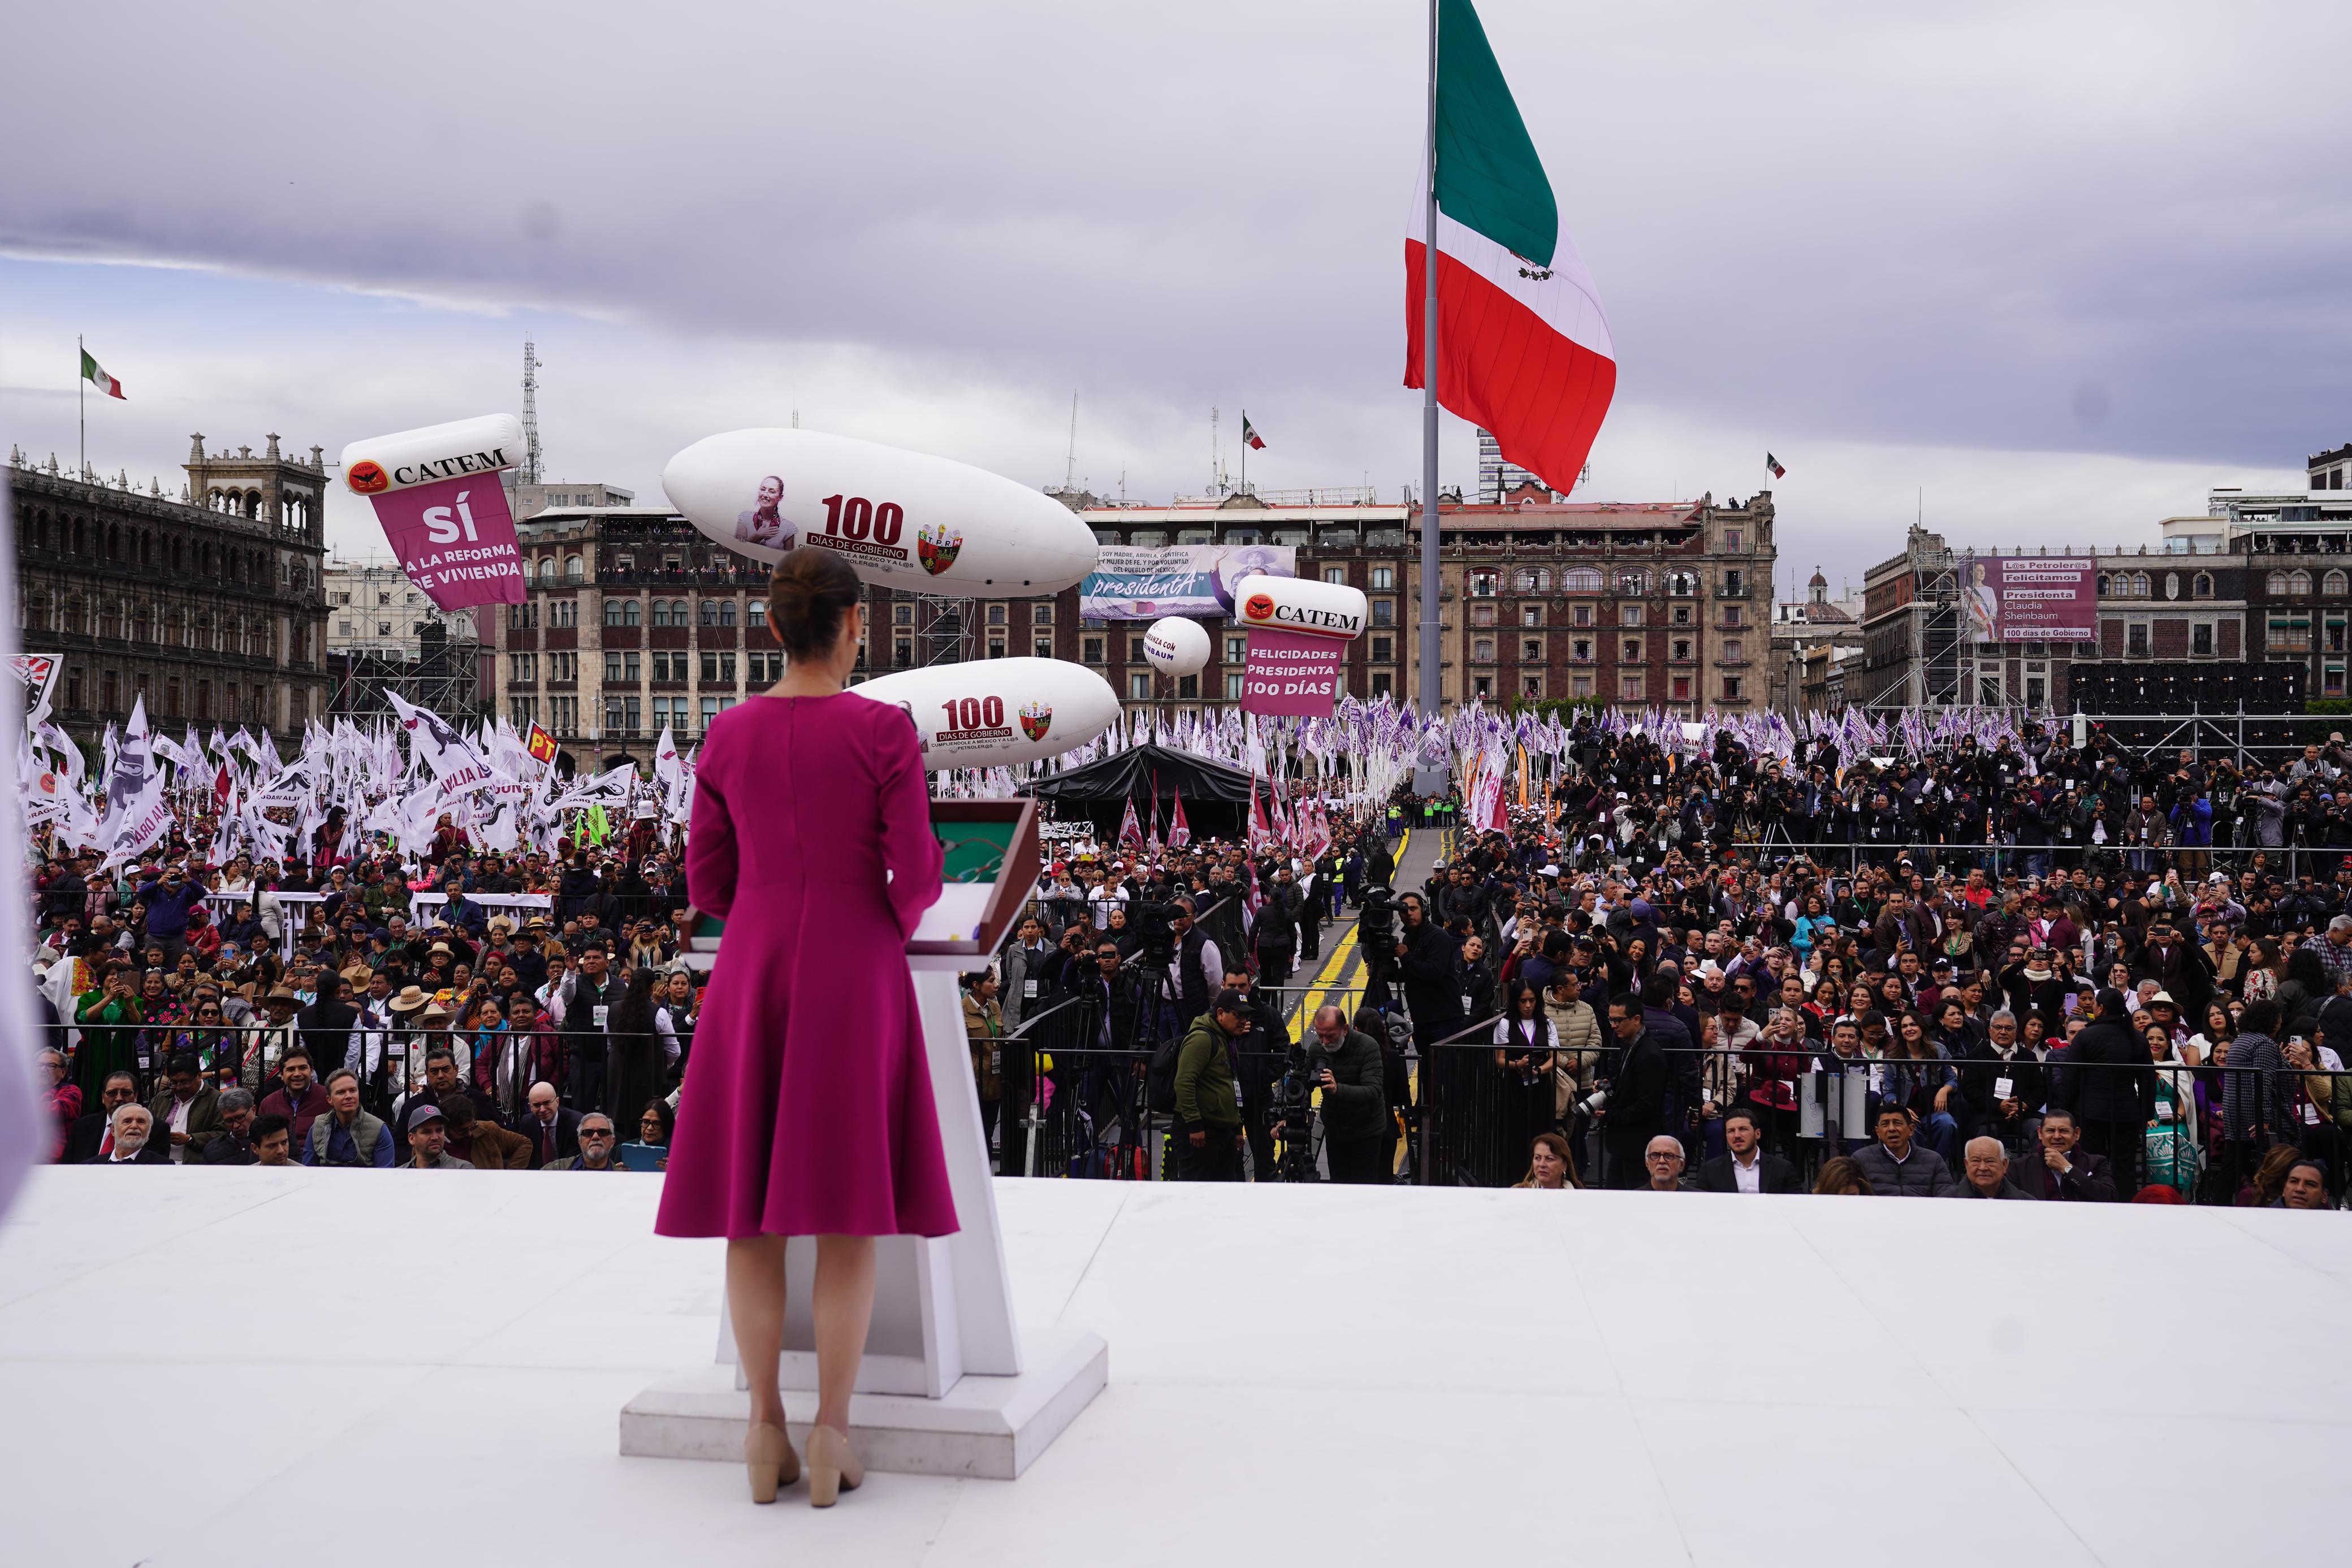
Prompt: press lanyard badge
<box><xmin>592</xmin><ymin>1005</ymin><xmax>609</xmax><ymax>1029</ymax></box>
<box><xmin>1994</xmin><ymin>1076</ymin><xmax>2014</xmax><ymax>1101</ymax></box>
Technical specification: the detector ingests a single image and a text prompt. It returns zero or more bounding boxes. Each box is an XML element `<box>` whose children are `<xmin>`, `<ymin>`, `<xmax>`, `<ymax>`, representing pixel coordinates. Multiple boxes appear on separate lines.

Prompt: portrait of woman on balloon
<box><xmin>736</xmin><ymin>474</ymin><xmax>795</xmax><ymax>549</ymax></box>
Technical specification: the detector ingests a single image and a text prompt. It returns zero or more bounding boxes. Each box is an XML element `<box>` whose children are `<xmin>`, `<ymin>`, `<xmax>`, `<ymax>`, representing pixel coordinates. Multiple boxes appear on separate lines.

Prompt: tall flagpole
<box><xmin>1240</xmin><ymin>409</ymin><xmax>1247</xmax><ymax>498</ymax></box>
<box><xmin>77</xmin><ymin>333</ymin><xmax>85</xmax><ymax>479</ymax></box>
<box><xmin>1418</xmin><ymin>0</ymin><xmax>1442</xmax><ymax>724</ymax></box>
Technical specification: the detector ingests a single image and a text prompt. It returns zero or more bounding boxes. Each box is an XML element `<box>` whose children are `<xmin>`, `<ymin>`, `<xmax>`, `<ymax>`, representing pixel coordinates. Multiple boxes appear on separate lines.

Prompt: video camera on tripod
<box><xmin>1355</xmin><ymin>887</ymin><xmax>1402</xmax><ymax>984</ymax></box>
<box><xmin>1127</xmin><ymin>897</ymin><xmax>1183</xmax><ymax>963</ymax></box>
<box><xmin>1266</xmin><ymin>1039</ymin><xmax>1327</xmax><ymax>1181</ymax></box>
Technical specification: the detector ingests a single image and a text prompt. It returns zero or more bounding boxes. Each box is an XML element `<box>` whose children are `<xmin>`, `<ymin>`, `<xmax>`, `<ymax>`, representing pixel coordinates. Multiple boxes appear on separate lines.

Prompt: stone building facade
<box><xmin>487</xmin><ymin>487</ymin><xmax>1778</xmax><ymax>766</ymax></box>
<box><xmin>8</xmin><ymin>436</ymin><xmax>331</xmax><ymax>740</ymax></box>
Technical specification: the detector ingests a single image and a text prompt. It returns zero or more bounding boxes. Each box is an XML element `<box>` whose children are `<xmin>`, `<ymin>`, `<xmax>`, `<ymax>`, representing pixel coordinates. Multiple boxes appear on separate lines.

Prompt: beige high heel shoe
<box><xmin>744</xmin><ymin>1422</ymin><xmax>800</xmax><ymax>1504</ymax></box>
<box><xmin>806</xmin><ymin>1423</ymin><xmax>863</xmax><ymax>1508</ymax></box>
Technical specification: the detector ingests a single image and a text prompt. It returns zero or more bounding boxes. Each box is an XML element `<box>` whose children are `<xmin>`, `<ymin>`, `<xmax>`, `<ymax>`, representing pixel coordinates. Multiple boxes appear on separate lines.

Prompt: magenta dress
<box><xmin>655</xmin><ymin>693</ymin><xmax>959</xmax><ymax>1240</ymax></box>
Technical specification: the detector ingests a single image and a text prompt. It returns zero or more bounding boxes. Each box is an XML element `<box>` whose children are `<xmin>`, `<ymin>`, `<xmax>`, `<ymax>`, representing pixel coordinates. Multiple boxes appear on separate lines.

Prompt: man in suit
<box><xmin>520</xmin><ymin>1079</ymin><xmax>582</xmax><ymax>1169</ymax></box>
<box><xmin>1601</xmin><ymin>991</ymin><xmax>1669</xmax><ymax>1189</ymax></box>
<box><xmin>1694</xmin><ymin>1107</ymin><xmax>1803</xmax><ymax>1193</ymax></box>
<box><xmin>61</xmin><ymin>1071</ymin><xmax>141</xmax><ymax>1164</ymax></box>
<box><xmin>2013</xmin><ymin>1108</ymin><xmax>2116</xmax><ymax>1201</ymax></box>
<box><xmin>84</xmin><ymin>1103</ymin><xmax>171</xmax><ymax>1164</ymax></box>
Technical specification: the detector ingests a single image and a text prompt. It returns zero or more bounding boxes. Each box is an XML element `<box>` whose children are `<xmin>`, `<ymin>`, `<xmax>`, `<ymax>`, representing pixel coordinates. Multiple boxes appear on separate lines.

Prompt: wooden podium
<box><xmin>621</xmin><ymin>799</ymin><xmax>1107</xmax><ymax>1479</ymax></box>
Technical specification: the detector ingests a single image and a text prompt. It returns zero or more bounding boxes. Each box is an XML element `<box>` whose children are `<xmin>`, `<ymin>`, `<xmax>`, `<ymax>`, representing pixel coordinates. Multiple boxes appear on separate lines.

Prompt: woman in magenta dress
<box><xmin>656</xmin><ymin>549</ymin><xmax>956</xmax><ymax>1508</ymax></box>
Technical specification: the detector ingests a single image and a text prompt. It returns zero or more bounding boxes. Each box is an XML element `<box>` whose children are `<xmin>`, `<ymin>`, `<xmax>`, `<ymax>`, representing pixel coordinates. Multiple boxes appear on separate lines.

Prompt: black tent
<box><xmin>1026</xmin><ymin>743</ymin><xmax>1259</xmax><ymax>840</ymax></box>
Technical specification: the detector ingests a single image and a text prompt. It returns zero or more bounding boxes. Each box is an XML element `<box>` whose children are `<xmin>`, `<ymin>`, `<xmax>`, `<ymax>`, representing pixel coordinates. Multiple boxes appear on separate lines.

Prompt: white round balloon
<box><xmin>1142</xmin><ymin>617</ymin><xmax>1211</xmax><ymax>678</ymax></box>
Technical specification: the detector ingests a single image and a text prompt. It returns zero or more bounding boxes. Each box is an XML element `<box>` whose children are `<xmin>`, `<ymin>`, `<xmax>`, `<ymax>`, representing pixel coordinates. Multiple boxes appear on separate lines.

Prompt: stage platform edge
<box><xmin>620</xmin><ymin>1323</ymin><xmax>1106</xmax><ymax>1480</ymax></box>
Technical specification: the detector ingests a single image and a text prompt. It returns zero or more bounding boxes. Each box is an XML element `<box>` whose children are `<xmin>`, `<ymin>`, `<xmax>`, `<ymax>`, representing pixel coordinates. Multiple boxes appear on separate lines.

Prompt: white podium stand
<box><xmin>621</xmin><ymin>802</ymin><xmax>1106</xmax><ymax>1480</ymax></box>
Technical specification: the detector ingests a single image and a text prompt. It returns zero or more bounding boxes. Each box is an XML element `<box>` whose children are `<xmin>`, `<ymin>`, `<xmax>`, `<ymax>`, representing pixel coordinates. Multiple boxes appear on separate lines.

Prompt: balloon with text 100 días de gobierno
<box><xmin>852</xmin><ymin>657</ymin><xmax>1120</xmax><ymax>772</ymax></box>
<box><xmin>662</xmin><ymin>427</ymin><xmax>1100</xmax><ymax>596</ymax></box>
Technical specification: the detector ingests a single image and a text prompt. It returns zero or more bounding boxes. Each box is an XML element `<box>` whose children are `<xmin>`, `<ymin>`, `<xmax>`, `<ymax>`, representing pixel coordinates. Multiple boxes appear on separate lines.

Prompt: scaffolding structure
<box><xmin>327</xmin><ymin>623</ymin><xmax>482</xmax><ymax>722</ymax></box>
<box><xmin>913</xmin><ymin>595</ymin><xmax>972</xmax><ymax>666</ymax></box>
<box><xmin>1862</xmin><ymin>527</ymin><xmax>1963</xmax><ymax>711</ymax></box>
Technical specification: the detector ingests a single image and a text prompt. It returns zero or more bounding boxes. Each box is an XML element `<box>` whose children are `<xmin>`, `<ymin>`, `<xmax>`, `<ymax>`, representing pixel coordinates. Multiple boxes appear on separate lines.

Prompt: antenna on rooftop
<box><xmin>1065</xmin><ymin>391</ymin><xmax>1079</xmax><ymax>490</ymax></box>
<box><xmin>520</xmin><ymin>339</ymin><xmax>543</xmax><ymax>483</ymax></box>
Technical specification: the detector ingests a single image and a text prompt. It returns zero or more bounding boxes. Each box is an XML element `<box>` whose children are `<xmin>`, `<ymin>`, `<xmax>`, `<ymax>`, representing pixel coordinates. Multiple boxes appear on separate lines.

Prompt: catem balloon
<box><xmin>340</xmin><ymin>414</ymin><xmax>526</xmax><ymax>495</ymax></box>
<box><xmin>663</xmin><ymin>428</ymin><xmax>1099</xmax><ymax>596</ymax></box>
<box><xmin>1230</xmin><ymin>573</ymin><xmax>1369</xmax><ymax>642</ymax></box>
<box><xmin>853</xmin><ymin>657</ymin><xmax>1121</xmax><ymax>772</ymax></box>
<box><xmin>1142</xmin><ymin>616</ymin><xmax>1211</xmax><ymax>678</ymax></box>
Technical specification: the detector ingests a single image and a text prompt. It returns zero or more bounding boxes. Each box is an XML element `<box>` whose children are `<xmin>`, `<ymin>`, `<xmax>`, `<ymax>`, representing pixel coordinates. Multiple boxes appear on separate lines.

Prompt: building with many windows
<box><xmin>1849</xmin><ymin>448</ymin><xmax>2352</xmax><ymax>717</ymax></box>
<box><xmin>487</xmin><ymin>484</ymin><xmax>1780</xmax><ymax>762</ymax></box>
<box><xmin>8</xmin><ymin>435</ymin><xmax>331</xmax><ymax>740</ymax></box>
<box><xmin>1074</xmin><ymin>486</ymin><xmax>1775</xmax><ymax>712</ymax></box>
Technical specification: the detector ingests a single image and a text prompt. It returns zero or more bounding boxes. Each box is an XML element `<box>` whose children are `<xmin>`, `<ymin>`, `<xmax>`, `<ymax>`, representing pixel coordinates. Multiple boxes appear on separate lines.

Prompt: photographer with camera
<box><xmin>1173</xmin><ymin>988</ymin><xmax>1252</xmax><ymax>1181</ymax></box>
<box><xmin>1599</xmin><ymin>985</ymin><xmax>1671</xmax><ymax>1189</ymax></box>
<box><xmin>1218</xmin><ymin>968</ymin><xmax>1291</xmax><ymax>1177</ymax></box>
<box><xmin>1299</xmin><ymin>1004</ymin><xmax>1388</xmax><ymax>1184</ymax></box>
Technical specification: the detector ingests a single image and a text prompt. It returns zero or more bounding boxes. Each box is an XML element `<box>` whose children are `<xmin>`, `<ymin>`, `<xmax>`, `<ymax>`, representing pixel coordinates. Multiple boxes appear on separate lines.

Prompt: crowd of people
<box><xmin>30</xmin><ymin>821</ymin><xmax>693</xmax><ymax>1172</ymax></box>
<box><xmin>1391</xmin><ymin>722</ymin><xmax>2352</xmax><ymax>1205</ymax></box>
<box><xmin>26</xmin><ymin>713</ymin><xmax>2352</xmax><ymax>1209</ymax></box>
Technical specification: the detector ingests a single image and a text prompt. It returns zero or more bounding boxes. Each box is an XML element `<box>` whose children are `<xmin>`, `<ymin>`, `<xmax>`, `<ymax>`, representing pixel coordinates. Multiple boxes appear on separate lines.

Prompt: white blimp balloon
<box><xmin>854</xmin><ymin>657</ymin><xmax>1121</xmax><ymax>771</ymax></box>
<box><xmin>663</xmin><ymin>428</ymin><xmax>1099</xmax><ymax>596</ymax></box>
<box><xmin>1142</xmin><ymin>616</ymin><xmax>1210</xmax><ymax>678</ymax></box>
<box><xmin>1229</xmin><ymin>573</ymin><xmax>1369</xmax><ymax>641</ymax></box>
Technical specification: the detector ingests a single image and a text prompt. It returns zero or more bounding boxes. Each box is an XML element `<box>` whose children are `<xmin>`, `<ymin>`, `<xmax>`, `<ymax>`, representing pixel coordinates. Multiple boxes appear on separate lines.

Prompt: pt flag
<box><xmin>80</xmin><ymin>349</ymin><xmax>125</xmax><ymax>400</ymax></box>
<box><xmin>1404</xmin><ymin>0</ymin><xmax>1613</xmax><ymax>497</ymax></box>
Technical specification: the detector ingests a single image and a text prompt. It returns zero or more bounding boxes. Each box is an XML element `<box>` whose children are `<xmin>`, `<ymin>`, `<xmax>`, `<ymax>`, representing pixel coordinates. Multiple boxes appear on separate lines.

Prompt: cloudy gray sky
<box><xmin>3</xmin><ymin>0</ymin><xmax>2338</xmax><ymax>590</ymax></box>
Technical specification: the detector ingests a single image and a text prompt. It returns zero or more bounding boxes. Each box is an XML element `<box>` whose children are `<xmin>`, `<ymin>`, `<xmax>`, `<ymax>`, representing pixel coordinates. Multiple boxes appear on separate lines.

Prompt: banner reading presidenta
<box><xmin>1961</xmin><ymin>555</ymin><xmax>2096</xmax><ymax>644</ymax></box>
<box><xmin>1078</xmin><ymin>544</ymin><xmax>1296</xmax><ymax>621</ymax></box>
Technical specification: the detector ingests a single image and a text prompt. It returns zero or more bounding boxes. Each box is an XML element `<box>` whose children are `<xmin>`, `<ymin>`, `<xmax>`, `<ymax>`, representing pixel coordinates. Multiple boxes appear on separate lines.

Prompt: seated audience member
<box><xmin>543</xmin><ymin>1111</ymin><xmax>624</xmax><ymax>1171</ymax></box>
<box><xmin>2276</xmin><ymin>1158</ymin><xmax>2331</xmax><ymax>1210</ymax></box>
<box><xmin>301</xmin><ymin>1069</ymin><xmax>395</xmax><ymax>1168</ymax></box>
<box><xmin>1642</xmin><ymin>1134</ymin><xmax>1688</xmax><ymax>1192</ymax></box>
<box><xmin>1813</xmin><ymin>1156</ymin><xmax>1874</xmax><ymax>1196</ymax></box>
<box><xmin>40</xmin><ymin>1047</ymin><xmax>79</xmax><ymax>1161</ymax></box>
<box><xmin>1512</xmin><ymin>1130</ymin><xmax>1576</xmax><ymax>1189</ymax></box>
<box><xmin>147</xmin><ymin>1052</ymin><xmax>223</xmax><ymax>1164</ymax></box>
<box><xmin>259</xmin><ymin>1049</ymin><xmax>330</xmax><ymax>1147</ymax></box>
<box><xmin>403</xmin><ymin>1104</ymin><xmax>473</xmax><ymax>1169</ymax></box>
<box><xmin>1694</xmin><ymin>1107</ymin><xmax>1802</xmax><ymax>1193</ymax></box>
<box><xmin>520</xmin><ymin>1080</ymin><xmax>582</xmax><ymax>1169</ymax></box>
<box><xmin>1957</xmin><ymin>1136</ymin><xmax>2037</xmax><ymax>1199</ymax></box>
<box><xmin>86</xmin><ymin>1103</ymin><xmax>170</xmax><ymax>1165</ymax></box>
<box><xmin>249</xmin><ymin>1113</ymin><xmax>296</xmax><ymax>1168</ymax></box>
<box><xmin>439</xmin><ymin>1091</ymin><xmax>532</xmax><ymax>1170</ymax></box>
<box><xmin>1852</xmin><ymin>1106</ymin><xmax>1960</xmax><ymax>1197</ymax></box>
<box><xmin>62</xmin><ymin>1071</ymin><xmax>141</xmax><ymax>1164</ymax></box>
<box><xmin>2012</xmin><ymin>1108</ymin><xmax>2116</xmax><ymax>1202</ymax></box>
<box><xmin>198</xmin><ymin>1089</ymin><xmax>262</xmax><ymax>1164</ymax></box>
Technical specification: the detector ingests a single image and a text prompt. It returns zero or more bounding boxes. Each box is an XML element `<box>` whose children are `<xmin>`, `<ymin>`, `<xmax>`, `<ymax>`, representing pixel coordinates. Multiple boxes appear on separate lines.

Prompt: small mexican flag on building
<box><xmin>1766</xmin><ymin>452</ymin><xmax>1786</xmax><ymax>479</ymax></box>
<box><xmin>80</xmin><ymin>347</ymin><xmax>126</xmax><ymax>400</ymax></box>
<box><xmin>1242</xmin><ymin>414</ymin><xmax>1266</xmax><ymax>451</ymax></box>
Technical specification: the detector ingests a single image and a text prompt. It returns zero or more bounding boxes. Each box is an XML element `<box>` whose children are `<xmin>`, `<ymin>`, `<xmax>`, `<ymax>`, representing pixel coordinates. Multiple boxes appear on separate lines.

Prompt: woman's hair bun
<box><xmin>766</xmin><ymin>549</ymin><xmax>862</xmax><ymax>661</ymax></box>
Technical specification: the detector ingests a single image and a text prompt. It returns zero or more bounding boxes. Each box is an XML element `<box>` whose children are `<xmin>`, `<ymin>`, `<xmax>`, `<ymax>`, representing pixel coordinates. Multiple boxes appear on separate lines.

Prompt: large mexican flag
<box><xmin>1405</xmin><ymin>0</ymin><xmax>1613</xmax><ymax>496</ymax></box>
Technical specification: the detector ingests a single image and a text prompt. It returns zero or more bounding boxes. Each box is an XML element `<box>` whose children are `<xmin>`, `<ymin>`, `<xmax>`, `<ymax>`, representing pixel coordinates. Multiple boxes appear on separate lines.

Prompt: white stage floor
<box><xmin>4</xmin><ymin>1169</ymin><xmax>2348</xmax><ymax>1567</ymax></box>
